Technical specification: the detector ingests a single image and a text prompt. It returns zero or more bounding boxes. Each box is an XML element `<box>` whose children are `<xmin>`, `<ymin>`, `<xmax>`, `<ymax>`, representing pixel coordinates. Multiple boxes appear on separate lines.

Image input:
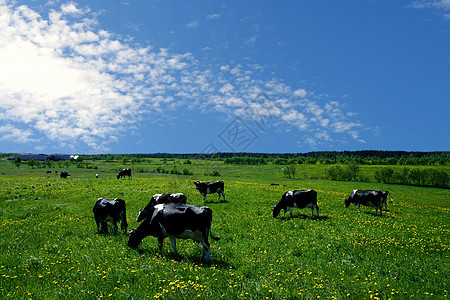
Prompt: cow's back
<box><xmin>292</xmin><ymin>190</ymin><xmax>317</xmax><ymax>208</ymax></box>
<box><xmin>159</xmin><ymin>204</ymin><xmax>212</xmax><ymax>235</ymax></box>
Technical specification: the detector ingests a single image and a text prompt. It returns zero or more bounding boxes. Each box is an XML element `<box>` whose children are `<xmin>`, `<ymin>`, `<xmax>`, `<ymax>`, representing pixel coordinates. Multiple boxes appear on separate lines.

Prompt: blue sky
<box><xmin>0</xmin><ymin>0</ymin><xmax>449</xmax><ymax>154</ymax></box>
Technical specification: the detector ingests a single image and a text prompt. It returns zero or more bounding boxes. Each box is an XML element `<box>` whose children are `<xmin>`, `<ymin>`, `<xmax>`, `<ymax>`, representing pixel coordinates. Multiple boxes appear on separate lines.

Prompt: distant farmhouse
<box><xmin>14</xmin><ymin>153</ymin><xmax>75</xmax><ymax>161</ymax></box>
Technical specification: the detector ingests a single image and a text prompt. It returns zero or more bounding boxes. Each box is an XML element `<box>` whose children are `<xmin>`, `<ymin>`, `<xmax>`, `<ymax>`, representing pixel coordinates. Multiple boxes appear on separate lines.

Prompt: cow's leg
<box><xmin>201</xmin><ymin>241</ymin><xmax>211</xmax><ymax>262</ymax></box>
<box><xmin>289</xmin><ymin>207</ymin><xmax>294</xmax><ymax>217</ymax></box>
<box><xmin>221</xmin><ymin>191</ymin><xmax>226</xmax><ymax>202</ymax></box>
<box><xmin>169</xmin><ymin>237</ymin><xmax>178</xmax><ymax>254</ymax></box>
<box><xmin>356</xmin><ymin>203</ymin><xmax>361</xmax><ymax>213</ymax></box>
<box><xmin>203</xmin><ymin>194</ymin><xmax>207</xmax><ymax>203</ymax></box>
<box><xmin>101</xmin><ymin>222</ymin><xmax>108</xmax><ymax>234</ymax></box>
<box><xmin>95</xmin><ymin>218</ymin><xmax>101</xmax><ymax>233</ymax></box>
<box><xmin>217</xmin><ymin>192</ymin><xmax>221</xmax><ymax>202</ymax></box>
<box><xmin>315</xmin><ymin>205</ymin><xmax>320</xmax><ymax>218</ymax></box>
<box><xmin>158</xmin><ymin>236</ymin><xmax>165</xmax><ymax>252</ymax></box>
<box><xmin>111</xmin><ymin>221</ymin><xmax>118</xmax><ymax>235</ymax></box>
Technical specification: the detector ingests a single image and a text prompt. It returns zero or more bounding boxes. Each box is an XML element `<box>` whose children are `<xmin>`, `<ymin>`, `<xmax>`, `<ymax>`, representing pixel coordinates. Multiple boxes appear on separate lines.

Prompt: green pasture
<box><xmin>0</xmin><ymin>162</ymin><xmax>448</xmax><ymax>299</ymax></box>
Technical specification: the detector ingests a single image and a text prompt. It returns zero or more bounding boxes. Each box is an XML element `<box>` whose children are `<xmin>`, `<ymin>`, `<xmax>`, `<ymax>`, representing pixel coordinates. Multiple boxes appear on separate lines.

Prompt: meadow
<box><xmin>0</xmin><ymin>160</ymin><xmax>448</xmax><ymax>299</ymax></box>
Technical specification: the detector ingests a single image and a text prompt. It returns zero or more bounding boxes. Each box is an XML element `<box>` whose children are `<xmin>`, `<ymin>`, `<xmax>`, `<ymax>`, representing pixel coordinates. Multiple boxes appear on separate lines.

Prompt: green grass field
<box><xmin>0</xmin><ymin>161</ymin><xmax>448</xmax><ymax>299</ymax></box>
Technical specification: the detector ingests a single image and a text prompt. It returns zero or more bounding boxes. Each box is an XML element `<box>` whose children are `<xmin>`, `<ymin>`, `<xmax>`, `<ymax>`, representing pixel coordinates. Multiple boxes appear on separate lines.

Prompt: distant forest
<box><xmin>78</xmin><ymin>151</ymin><xmax>449</xmax><ymax>166</ymax></box>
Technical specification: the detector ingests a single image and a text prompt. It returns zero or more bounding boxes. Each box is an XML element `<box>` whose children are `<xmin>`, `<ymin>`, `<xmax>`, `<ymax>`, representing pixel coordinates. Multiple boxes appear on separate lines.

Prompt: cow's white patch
<box><xmin>175</xmin><ymin>230</ymin><xmax>204</xmax><ymax>243</ymax></box>
<box><xmin>287</xmin><ymin>190</ymin><xmax>294</xmax><ymax>197</ymax></box>
<box><xmin>153</xmin><ymin>194</ymin><xmax>163</xmax><ymax>202</ymax></box>
<box><xmin>154</xmin><ymin>204</ymin><xmax>164</xmax><ymax>214</ymax></box>
<box><xmin>172</xmin><ymin>193</ymin><xmax>183</xmax><ymax>197</ymax></box>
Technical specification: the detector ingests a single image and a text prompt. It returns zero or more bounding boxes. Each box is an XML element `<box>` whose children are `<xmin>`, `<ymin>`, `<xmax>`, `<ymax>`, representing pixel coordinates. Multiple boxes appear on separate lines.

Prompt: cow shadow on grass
<box><xmin>204</xmin><ymin>200</ymin><xmax>228</xmax><ymax>204</ymax></box>
<box><xmin>280</xmin><ymin>215</ymin><xmax>330</xmax><ymax>221</ymax></box>
<box><xmin>362</xmin><ymin>211</ymin><xmax>395</xmax><ymax>219</ymax></box>
<box><xmin>133</xmin><ymin>247</ymin><xmax>231</xmax><ymax>269</ymax></box>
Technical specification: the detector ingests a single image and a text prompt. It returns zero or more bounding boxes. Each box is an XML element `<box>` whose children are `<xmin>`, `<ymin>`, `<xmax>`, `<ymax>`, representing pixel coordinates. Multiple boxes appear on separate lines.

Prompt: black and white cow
<box><xmin>117</xmin><ymin>168</ymin><xmax>132</xmax><ymax>179</ymax></box>
<box><xmin>193</xmin><ymin>181</ymin><xmax>225</xmax><ymax>203</ymax></box>
<box><xmin>136</xmin><ymin>193</ymin><xmax>187</xmax><ymax>222</ymax></box>
<box><xmin>93</xmin><ymin>198</ymin><xmax>128</xmax><ymax>234</ymax></box>
<box><xmin>128</xmin><ymin>203</ymin><xmax>219</xmax><ymax>262</ymax></box>
<box><xmin>344</xmin><ymin>190</ymin><xmax>387</xmax><ymax>216</ymax></box>
<box><xmin>60</xmin><ymin>171</ymin><xmax>70</xmax><ymax>178</ymax></box>
<box><xmin>272</xmin><ymin>190</ymin><xmax>319</xmax><ymax>218</ymax></box>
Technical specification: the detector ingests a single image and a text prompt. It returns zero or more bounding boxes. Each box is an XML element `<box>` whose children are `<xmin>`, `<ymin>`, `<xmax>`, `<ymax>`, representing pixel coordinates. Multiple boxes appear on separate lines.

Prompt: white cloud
<box><xmin>186</xmin><ymin>20</ymin><xmax>199</xmax><ymax>28</ymax></box>
<box><xmin>244</xmin><ymin>36</ymin><xmax>257</xmax><ymax>46</ymax></box>
<box><xmin>409</xmin><ymin>0</ymin><xmax>450</xmax><ymax>19</ymax></box>
<box><xmin>206</xmin><ymin>13</ymin><xmax>220</xmax><ymax>19</ymax></box>
<box><xmin>0</xmin><ymin>0</ymin><xmax>365</xmax><ymax>151</ymax></box>
<box><xmin>293</xmin><ymin>89</ymin><xmax>307</xmax><ymax>98</ymax></box>
<box><xmin>60</xmin><ymin>2</ymin><xmax>86</xmax><ymax>15</ymax></box>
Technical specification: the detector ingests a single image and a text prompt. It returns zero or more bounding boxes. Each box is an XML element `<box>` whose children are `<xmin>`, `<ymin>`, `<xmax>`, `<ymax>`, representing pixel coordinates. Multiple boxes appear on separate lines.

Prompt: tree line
<box><xmin>80</xmin><ymin>151</ymin><xmax>448</xmax><ymax>166</ymax></box>
<box><xmin>324</xmin><ymin>165</ymin><xmax>448</xmax><ymax>188</ymax></box>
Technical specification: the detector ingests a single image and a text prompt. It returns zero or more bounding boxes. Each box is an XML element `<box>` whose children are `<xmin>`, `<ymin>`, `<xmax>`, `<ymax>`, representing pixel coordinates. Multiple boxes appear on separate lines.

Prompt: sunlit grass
<box><xmin>0</xmin><ymin>163</ymin><xmax>448</xmax><ymax>299</ymax></box>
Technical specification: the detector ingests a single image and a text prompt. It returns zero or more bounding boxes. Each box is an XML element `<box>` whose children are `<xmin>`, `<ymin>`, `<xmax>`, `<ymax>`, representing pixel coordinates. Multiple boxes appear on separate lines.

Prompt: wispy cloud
<box><xmin>0</xmin><ymin>1</ymin><xmax>365</xmax><ymax>152</ymax></box>
<box><xmin>186</xmin><ymin>20</ymin><xmax>199</xmax><ymax>28</ymax></box>
<box><xmin>206</xmin><ymin>13</ymin><xmax>220</xmax><ymax>20</ymax></box>
<box><xmin>409</xmin><ymin>0</ymin><xmax>450</xmax><ymax>19</ymax></box>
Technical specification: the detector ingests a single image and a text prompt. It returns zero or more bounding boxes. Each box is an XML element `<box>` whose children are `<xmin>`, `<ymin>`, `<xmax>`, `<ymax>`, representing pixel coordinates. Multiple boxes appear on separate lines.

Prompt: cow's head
<box><xmin>127</xmin><ymin>229</ymin><xmax>142</xmax><ymax>248</ymax></box>
<box><xmin>344</xmin><ymin>198</ymin><xmax>350</xmax><ymax>208</ymax></box>
<box><xmin>272</xmin><ymin>205</ymin><xmax>281</xmax><ymax>218</ymax></box>
<box><xmin>193</xmin><ymin>181</ymin><xmax>204</xmax><ymax>191</ymax></box>
<box><xmin>136</xmin><ymin>209</ymin><xmax>147</xmax><ymax>222</ymax></box>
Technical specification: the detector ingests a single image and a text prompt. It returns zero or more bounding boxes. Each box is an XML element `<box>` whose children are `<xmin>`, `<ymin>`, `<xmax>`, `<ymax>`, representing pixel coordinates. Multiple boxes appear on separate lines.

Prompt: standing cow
<box><xmin>136</xmin><ymin>193</ymin><xmax>187</xmax><ymax>222</ymax></box>
<box><xmin>60</xmin><ymin>170</ymin><xmax>70</xmax><ymax>178</ymax></box>
<box><xmin>117</xmin><ymin>168</ymin><xmax>132</xmax><ymax>179</ymax></box>
<box><xmin>93</xmin><ymin>198</ymin><xmax>128</xmax><ymax>234</ymax></box>
<box><xmin>344</xmin><ymin>190</ymin><xmax>387</xmax><ymax>216</ymax></box>
<box><xmin>272</xmin><ymin>190</ymin><xmax>319</xmax><ymax>218</ymax></box>
<box><xmin>193</xmin><ymin>181</ymin><xmax>225</xmax><ymax>203</ymax></box>
<box><xmin>128</xmin><ymin>203</ymin><xmax>220</xmax><ymax>262</ymax></box>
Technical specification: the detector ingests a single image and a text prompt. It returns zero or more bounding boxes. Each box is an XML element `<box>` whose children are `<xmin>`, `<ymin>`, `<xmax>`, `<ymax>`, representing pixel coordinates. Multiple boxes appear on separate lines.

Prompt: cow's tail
<box><xmin>209</xmin><ymin>228</ymin><xmax>220</xmax><ymax>241</ymax></box>
<box><xmin>121</xmin><ymin>201</ymin><xmax>128</xmax><ymax>232</ymax></box>
<box><xmin>208</xmin><ymin>220</ymin><xmax>220</xmax><ymax>241</ymax></box>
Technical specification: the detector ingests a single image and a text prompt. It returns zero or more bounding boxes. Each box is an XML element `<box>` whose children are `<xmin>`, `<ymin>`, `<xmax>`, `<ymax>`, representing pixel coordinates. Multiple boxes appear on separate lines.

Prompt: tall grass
<box><xmin>0</xmin><ymin>163</ymin><xmax>448</xmax><ymax>299</ymax></box>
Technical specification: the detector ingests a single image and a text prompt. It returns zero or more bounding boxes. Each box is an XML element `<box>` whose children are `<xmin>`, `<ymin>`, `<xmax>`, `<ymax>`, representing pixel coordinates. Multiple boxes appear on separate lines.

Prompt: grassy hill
<box><xmin>0</xmin><ymin>160</ymin><xmax>448</xmax><ymax>299</ymax></box>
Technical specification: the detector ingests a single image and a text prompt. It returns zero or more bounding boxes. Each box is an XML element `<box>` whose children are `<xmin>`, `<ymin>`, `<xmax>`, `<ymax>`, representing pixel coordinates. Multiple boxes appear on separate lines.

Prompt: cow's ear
<box><xmin>128</xmin><ymin>229</ymin><xmax>135</xmax><ymax>236</ymax></box>
<box><xmin>139</xmin><ymin>209</ymin><xmax>144</xmax><ymax>212</ymax></box>
<box><xmin>271</xmin><ymin>206</ymin><xmax>275</xmax><ymax>210</ymax></box>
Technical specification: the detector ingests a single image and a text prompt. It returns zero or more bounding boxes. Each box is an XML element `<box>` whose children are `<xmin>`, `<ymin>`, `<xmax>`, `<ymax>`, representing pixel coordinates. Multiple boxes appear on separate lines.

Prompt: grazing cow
<box><xmin>128</xmin><ymin>203</ymin><xmax>219</xmax><ymax>262</ymax></box>
<box><xmin>272</xmin><ymin>190</ymin><xmax>319</xmax><ymax>218</ymax></box>
<box><xmin>95</xmin><ymin>174</ymin><xmax>99</xmax><ymax>179</ymax></box>
<box><xmin>136</xmin><ymin>193</ymin><xmax>187</xmax><ymax>222</ymax></box>
<box><xmin>46</xmin><ymin>170</ymin><xmax>52</xmax><ymax>174</ymax></box>
<box><xmin>344</xmin><ymin>190</ymin><xmax>387</xmax><ymax>216</ymax></box>
<box><xmin>93</xmin><ymin>198</ymin><xmax>128</xmax><ymax>234</ymax></box>
<box><xmin>193</xmin><ymin>181</ymin><xmax>225</xmax><ymax>203</ymax></box>
<box><xmin>60</xmin><ymin>171</ymin><xmax>70</xmax><ymax>178</ymax></box>
<box><xmin>117</xmin><ymin>168</ymin><xmax>132</xmax><ymax>179</ymax></box>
